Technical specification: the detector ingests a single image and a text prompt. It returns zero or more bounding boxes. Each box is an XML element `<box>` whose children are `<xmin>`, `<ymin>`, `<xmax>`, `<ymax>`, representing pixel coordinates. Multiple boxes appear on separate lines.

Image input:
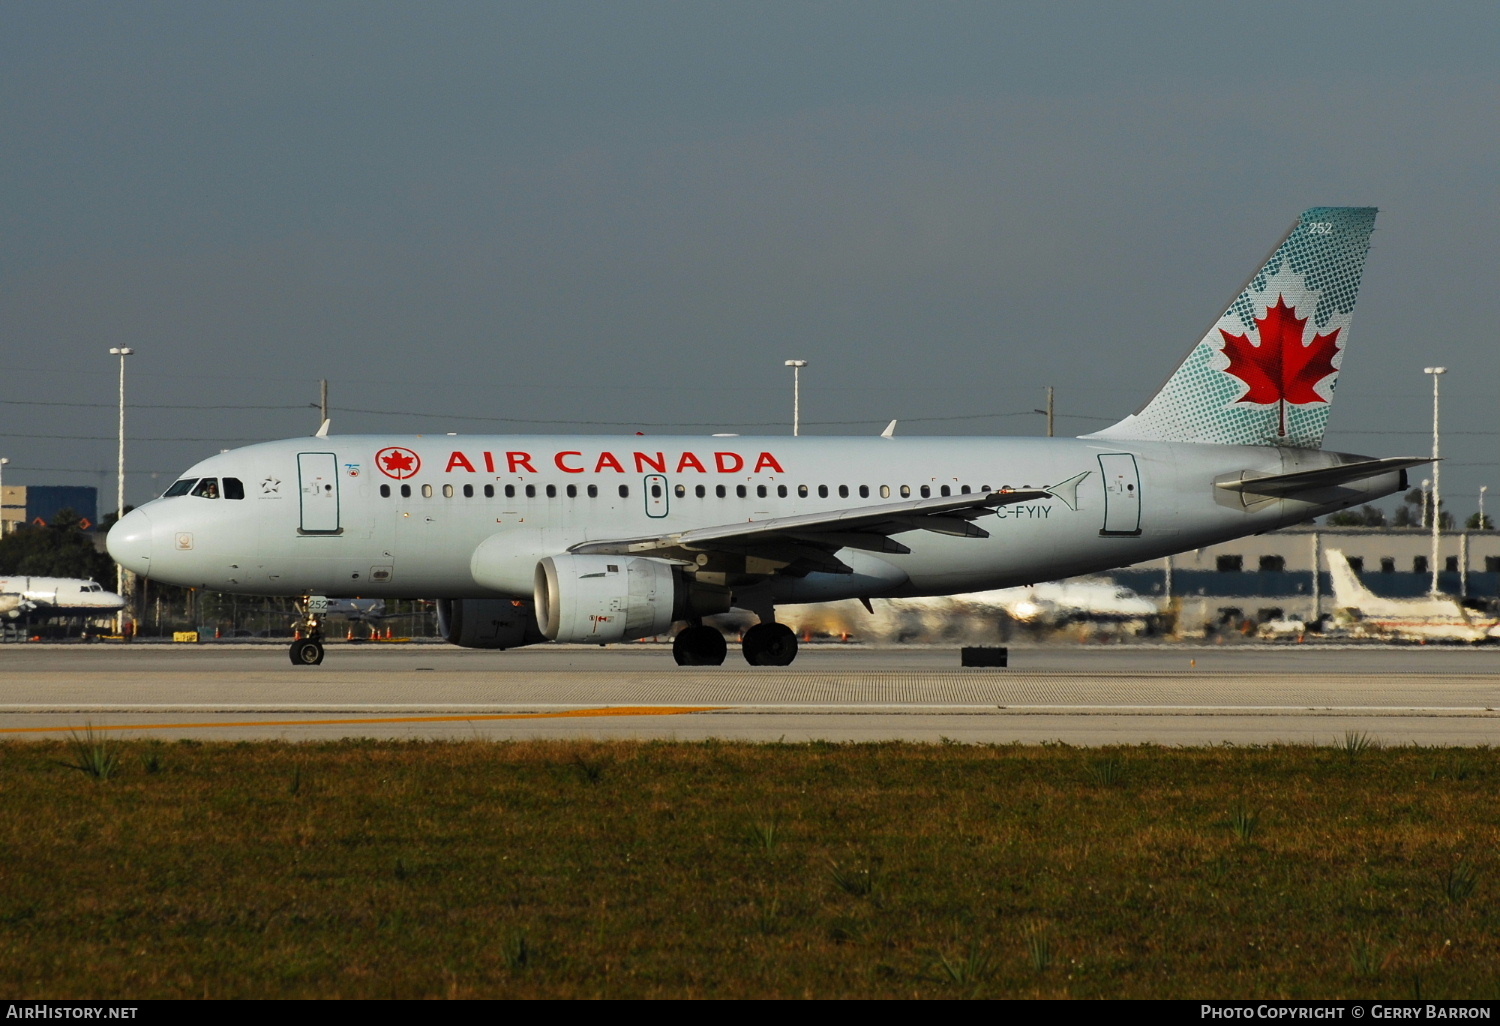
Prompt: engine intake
<box><xmin>533</xmin><ymin>554</ymin><xmax>729</xmax><ymax>644</ymax></box>
<box><xmin>435</xmin><ymin>598</ymin><xmax>547</xmax><ymax>650</ymax></box>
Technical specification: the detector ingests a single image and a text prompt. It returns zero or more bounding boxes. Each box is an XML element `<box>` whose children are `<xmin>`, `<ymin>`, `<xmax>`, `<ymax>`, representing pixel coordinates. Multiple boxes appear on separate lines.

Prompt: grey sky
<box><xmin>3</xmin><ymin>1</ymin><xmax>1498</xmax><ymax>520</ymax></box>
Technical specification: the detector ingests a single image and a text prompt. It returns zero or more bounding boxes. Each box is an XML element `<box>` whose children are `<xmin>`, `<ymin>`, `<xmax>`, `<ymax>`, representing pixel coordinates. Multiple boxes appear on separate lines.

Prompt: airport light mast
<box><xmin>1425</xmin><ymin>366</ymin><xmax>1446</xmax><ymax>595</ymax></box>
<box><xmin>784</xmin><ymin>359</ymin><xmax>808</xmax><ymax>436</ymax></box>
<box><xmin>0</xmin><ymin>456</ymin><xmax>8</xmax><ymax>537</ymax></box>
<box><xmin>110</xmin><ymin>346</ymin><xmax>135</xmax><ymax>634</ymax></box>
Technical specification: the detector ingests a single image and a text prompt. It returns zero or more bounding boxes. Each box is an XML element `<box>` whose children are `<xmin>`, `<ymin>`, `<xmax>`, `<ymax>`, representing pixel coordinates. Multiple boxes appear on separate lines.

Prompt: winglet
<box><xmin>1045</xmin><ymin>471</ymin><xmax>1089</xmax><ymax>512</ymax></box>
<box><xmin>881</xmin><ymin>420</ymin><xmax>897</xmax><ymax>439</ymax></box>
<box><xmin>315</xmin><ymin>419</ymin><xmax>331</xmax><ymax>438</ymax></box>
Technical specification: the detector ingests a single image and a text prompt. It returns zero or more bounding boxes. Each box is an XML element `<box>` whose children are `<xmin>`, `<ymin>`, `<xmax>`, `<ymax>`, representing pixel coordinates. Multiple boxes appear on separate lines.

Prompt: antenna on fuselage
<box><xmin>313</xmin><ymin>379</ymin><xmax>331</xmax><ymax>436</ymax></box>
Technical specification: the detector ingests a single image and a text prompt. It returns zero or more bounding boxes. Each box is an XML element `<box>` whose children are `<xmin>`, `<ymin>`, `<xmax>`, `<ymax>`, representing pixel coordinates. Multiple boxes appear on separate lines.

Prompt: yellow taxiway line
<box><xmin>0</xmin><ymin>706</ymin><xmax>724</xmax><ymax>735</ymax></box>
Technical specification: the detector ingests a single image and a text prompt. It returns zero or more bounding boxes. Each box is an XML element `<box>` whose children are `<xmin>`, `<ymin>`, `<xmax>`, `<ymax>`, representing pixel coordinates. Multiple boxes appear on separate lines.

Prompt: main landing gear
<box><xmin>741</xmin><ymin>621</ymin><xmax>798</xmax><ymax>667</ymax></box>
<box><xmin>288</xmin><ymin>595</ymin><xmax>326</xmax><ymax>666</ymax></box>
<box><xmin>672</xmin><ymin>620</ymin><xmax>800</xmax><ymax>666</ymax></box>
<box><xmin>673</xmin><ymin>623</ymin><xmax>728</xmax><ymax>666</ymax></box>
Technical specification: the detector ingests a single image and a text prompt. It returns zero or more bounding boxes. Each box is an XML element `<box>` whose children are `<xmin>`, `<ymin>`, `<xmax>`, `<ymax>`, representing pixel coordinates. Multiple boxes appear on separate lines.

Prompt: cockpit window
<box><xmin>163</xmin><ymin>479</ymin><xmax>196</xmax><ymax>498</ymax></box>
<box><xmin>223</xmin><ymin>477</ymin><xmax>245</xmax><ymax>500</ymax></box>
<box><xmin>190</xmin><ymin>478</ymin><xmax>220</xmax><ymax>499</ymax></box>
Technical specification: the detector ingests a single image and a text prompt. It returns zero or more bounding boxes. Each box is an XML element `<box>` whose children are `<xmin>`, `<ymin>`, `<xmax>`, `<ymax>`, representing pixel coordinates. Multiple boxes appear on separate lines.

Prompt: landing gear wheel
<box><xmin>673</xmin><ymin>625</ymin><xmax>728</xmax><ymax>666</ymax></box>
<box><xmin>742</xmin><ymin>622</ymin><xmax>798</xmax><ymax>666</ymax></box>
<box><xmin>289</xmin><ymin>639</ymin><xmax>325</xmax><ymax>666</ymax></box>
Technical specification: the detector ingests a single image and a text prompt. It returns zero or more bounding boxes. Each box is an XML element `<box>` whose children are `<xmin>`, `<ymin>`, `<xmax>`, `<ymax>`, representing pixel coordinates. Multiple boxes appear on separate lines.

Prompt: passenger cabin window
<box><xmin>777</xmin><ymin>485</ymin><xmax>788</xmax><ymax>498</ymax></box>
<box><xmin>1259</xmin><ymin>555</ymin><xmax>1285</xmax><ymax>572</ymax></box>
<box><xmin>900</xmin><ymin>485</ymin><xmax>911</xmax><ymax>498</ymax></box>
<box><xmin>695</xmin><ymin>485</ymin><xmax>706</xmax><ymax>498</ymax></box>
<box><xmin>1348</xmin><ymin>556</ymin><xmax>1365</xmax><ymax>573</ymax></box>
<box><xmin>566</xmin><ymin>484</ymin><xmax>577</xmax><ymax>498</ymax></box>
<box><xmin>715</xmin><ymin>485</ymin><xmax>726</xmax><ymax>498</ymax></box>
<box><xmin>546</xmin><ymin>484</ymin><xmax>557</xmax><ymax>498</ymax></box>
<box><xmin>757</xmin><ymin>485</ymin><xmax>767</xmax><ymax>499</ymax></box>
<box><xmin>859</xmin><ymin>486</ymin><xmax>869</xmax><ymax>498</ymax></box>
<box><xmin>838</xmin><ymin>485</ymin><xmax>848</xmax><ymax>498</ymax></box>
<box><xmin>525</xmin><ymin>485</ymin><xmax>536</xmax><ymax>498</ymax></box>
<box><xmin>191</xmin><ymin>478</ymin><xmax>220</xmax><ymax>499</ymax></box>
<box><xmin>222</xmin><ymin>478</ymin><xmax>245</xmax><ymax>500</ymax></box>
<box><xmin>940</xmin><ymin>486</ymin><xmax>951</xmax><ymax>497</ymax></box>
<box><xmin>163</xmin><ymin>479</ymin><xmax>196</xmax><ymax>497</ymax></box>
<box><xmin>380</xmin><ymin>484</ymin><xmax>391</xmax><ymax>498</ymax></box>
<box><xmin>919</xmin><ymin>485</ymin><xmax>930</xmax><ymax>498</ymax></box>
<box><xmin>442</xmin><ymin>484</ymin><xmax>454</xmax><ymax>498</ymax></box>
<box><xmin>797</xmin><ymin>485</ymin><xmax>808</xmax><ymax>498</ymax></box>
<box><xmin>1216</xmin><ymin>555</ymin><xmax>1243</xmax><ymax>572</ymax></box>
<box><xmin>484</xmin><ymin>485</ymin><xmax>494</xmax><ymax>498</ymax></box>
<box><xmin>401</xmin><ymin>484</ymin><xmax>411</xmax><ymax>498</ymax></box>
<box><xmin>1413</xmin><ymin>556</ymin><xmax>1428</xmax><ymax>574</ymax></box>
<box><xmin>880</xmin><ymin>485</ymin><xmax>890</xmax><ymax>498</ymax></box>
<box><xmin>619</xmin><ymin>485</ymin><xmax>630</xmax><ymax>498</ymax></box>
<box><xmin>505</xmin><ymin>485</ymin><xmax>516</xmax><ymax>498</ymax></box>
<box><xmin>422</xmin><ymin>484</ymin><xmax>433</xmax><ymax>498</ymax></box>
<box><xmin>1446</xmin><ymin>556</ymin><xmax>1459</xmax><ymax>573</ymax></box>
<box><xmin>588</xmin><ymin>484</ymin><xmax>598</xmax><ymax>498</ymax></box>
<box><xmin>674</xmin><ymin>484</ymin><xmax>686</xmax><ymax>498</ymax></box>
<box><xmin>736</xmin><ymin>485</ymin><xmax>747</xmax><ymax>498</ymax></box>
<box><xmin>463</xmin><ymin>484</ymin><xmax>474</xmax><ymax>498</ymax></box>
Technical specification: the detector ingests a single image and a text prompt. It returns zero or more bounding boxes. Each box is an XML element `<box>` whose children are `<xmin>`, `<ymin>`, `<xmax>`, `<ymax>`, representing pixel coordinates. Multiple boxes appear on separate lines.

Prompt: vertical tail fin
<box><xmin>1325</xmin><ymin>548</ymin><xmax>1377</xmax><ymax>609</ymax></box>
<box><xmin>1089</xmin><ymin>207</ymin><xmax>1376</xmax><ymax>448</ymax></box>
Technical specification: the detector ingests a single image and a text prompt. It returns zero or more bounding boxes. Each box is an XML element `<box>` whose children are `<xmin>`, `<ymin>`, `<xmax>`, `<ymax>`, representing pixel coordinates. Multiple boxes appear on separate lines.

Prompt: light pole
<box><xmin>0</xmin><ymin>456</ymin><xmax>8</xmax><ymax>537</ymax></box>
<box><xmin>1424</xmin><ymin>366</ymin><xmax>1446</xmax><ymax>594</ymax></box>
<box><xmin>1480</xmin><ymin>485</ymin><xmax>1488</xmax><ymax>531</ymax></box>
<box><xmin>110</xmin><ymin>346</ymin><xmax>135</xmax><ymax>633</ymax></box>
<box><xmin>784</xmin><ymin>359</ymin><xmax>808</xmax><ymax>436</ymax></box>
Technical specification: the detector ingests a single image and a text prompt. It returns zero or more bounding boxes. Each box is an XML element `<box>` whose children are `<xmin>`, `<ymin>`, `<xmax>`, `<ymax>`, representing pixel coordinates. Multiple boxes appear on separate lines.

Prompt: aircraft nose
<box><xmin>107</xmin><ymin>508</ymin><xmax>153</xmax><ymax>575</ymax></box>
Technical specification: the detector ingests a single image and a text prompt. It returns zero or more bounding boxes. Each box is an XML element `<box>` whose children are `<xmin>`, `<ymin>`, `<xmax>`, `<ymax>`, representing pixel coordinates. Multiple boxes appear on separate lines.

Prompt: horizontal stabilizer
<box><xmin>1215</xmin><ymin>457</ymin><xmax>1431</xmax><ymax>499</ymax></box>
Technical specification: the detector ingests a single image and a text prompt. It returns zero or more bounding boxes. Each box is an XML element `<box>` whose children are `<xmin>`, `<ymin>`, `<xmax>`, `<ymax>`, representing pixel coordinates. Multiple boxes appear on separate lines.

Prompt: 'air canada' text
<box><xmin>441</xmin><ymin>451</ymin><xmax>787</xmax><ymax>476</ymax></box>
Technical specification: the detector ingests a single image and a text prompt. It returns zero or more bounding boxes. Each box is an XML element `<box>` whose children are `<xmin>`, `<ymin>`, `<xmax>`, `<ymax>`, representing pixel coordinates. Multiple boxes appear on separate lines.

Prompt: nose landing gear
<box><xmin>288</xmin><ymin>594</ymin><xmax>327</xmax><ymax>666</ymax></box>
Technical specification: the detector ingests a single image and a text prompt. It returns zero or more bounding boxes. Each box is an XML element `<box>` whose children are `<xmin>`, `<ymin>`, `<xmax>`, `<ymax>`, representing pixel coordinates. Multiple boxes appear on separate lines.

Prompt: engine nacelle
<box><xmin>435</xmin><ymin>598</ymin><xmax>547</xmax><ymax>650</ymax></box>
<box><xmin>533</xmin><ymin>554</ymin><xmax>729</xmax><ymax>644</ymax></box>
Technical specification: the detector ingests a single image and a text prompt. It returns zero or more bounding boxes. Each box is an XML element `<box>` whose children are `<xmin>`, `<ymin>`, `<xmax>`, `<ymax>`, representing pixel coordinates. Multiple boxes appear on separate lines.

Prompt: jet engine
<box><xmin>435</xmin><ymin>598</ymin><xmax>548</xmax><ymax>650</ymax></box>
<box><xmin>533</xmin><ymin>554</ymin><xmax>730</xmax><ymax>644</ymax></box>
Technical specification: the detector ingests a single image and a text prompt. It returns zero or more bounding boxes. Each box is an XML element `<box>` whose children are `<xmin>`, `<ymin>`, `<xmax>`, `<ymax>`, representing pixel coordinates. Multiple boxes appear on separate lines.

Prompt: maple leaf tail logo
<box><xmin>1219</xmin><ymin>295</ymin><xmax>1341</xmax><ymax>437</ymax></box>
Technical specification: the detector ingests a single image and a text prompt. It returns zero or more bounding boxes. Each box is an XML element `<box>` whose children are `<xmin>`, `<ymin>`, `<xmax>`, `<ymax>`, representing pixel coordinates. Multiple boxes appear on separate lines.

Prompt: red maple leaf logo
<box><xmin>376</xmin><ymin>447</ymin><xmax>421</xmax><ymax>479</ymax></box>
<box><xmin>1220</xmin><ymin>295</ymin><xmax>1341</xmax><ymax>436</ymax></box>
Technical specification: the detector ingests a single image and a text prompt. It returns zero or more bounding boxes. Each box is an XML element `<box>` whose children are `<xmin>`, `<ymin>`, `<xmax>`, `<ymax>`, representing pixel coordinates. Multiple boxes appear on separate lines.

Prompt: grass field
<box><xmin>1</xmin><ymin>736</ymin><xmax>1496</xmax><ymax>999</ymax></box>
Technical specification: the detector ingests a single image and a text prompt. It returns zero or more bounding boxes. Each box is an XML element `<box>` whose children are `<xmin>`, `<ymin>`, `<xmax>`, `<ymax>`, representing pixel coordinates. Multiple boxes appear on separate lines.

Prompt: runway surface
<box><xmin>4</xmin><ymin>640</ymin><xmax>1499</xmax><ymax>745</ymax></box>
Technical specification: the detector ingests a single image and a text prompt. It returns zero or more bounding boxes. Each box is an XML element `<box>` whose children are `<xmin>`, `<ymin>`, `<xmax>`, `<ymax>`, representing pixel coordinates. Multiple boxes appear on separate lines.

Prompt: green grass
<box><xmin>0</xmin><ymin>739</ymin><xmax>1496</xmax><ymax>999</ymax></box>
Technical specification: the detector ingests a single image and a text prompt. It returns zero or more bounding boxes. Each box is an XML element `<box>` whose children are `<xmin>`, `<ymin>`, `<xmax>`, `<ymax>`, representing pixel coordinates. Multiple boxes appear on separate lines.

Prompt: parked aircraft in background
<box><xmin>982</xmin><ymin>578</ymin><xmax>1162</xmax><ymax>628</ymax></box>
<box><xmin>1325</xmin><ymin>549</ymin><xmax>1499</xmax><ymax>643</ymax></box>
<box><xmin>767</xmin><ymin>577</ymin><xmax>1163</xmax><ymax>643</ymax></box>
<box><xmin>109</xmin><ymin>208</ymin><xmax>1426</xmax><ymax>667</ymax></box>
<box><xmin>0</xmin><ymin>577</ymin><xmax>126</xmax><ymax>621</ymax></box>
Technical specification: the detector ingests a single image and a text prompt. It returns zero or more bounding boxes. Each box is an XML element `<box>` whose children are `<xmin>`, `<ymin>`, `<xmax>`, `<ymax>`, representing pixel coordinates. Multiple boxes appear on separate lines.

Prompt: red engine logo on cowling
<box><xmin>376</xmin><ymin>447</ymin><xmax>421</xmax><ymax>480</ymax></box>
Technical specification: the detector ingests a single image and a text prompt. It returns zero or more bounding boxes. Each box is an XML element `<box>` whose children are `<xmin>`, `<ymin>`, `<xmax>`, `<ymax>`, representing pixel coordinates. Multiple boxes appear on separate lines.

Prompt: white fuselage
<box><xmin>108</xmin><ymin>434</ymin><xmax>1401</xmax><ymax>608</ymax></box>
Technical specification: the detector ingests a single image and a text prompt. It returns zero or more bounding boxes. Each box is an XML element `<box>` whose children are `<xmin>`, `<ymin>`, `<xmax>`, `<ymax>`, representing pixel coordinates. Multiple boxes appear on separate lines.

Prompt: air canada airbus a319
<box><xmin>109</xmin><ymin>208</ymin><xmax>1427</xmax><ymax>667</ymax></box>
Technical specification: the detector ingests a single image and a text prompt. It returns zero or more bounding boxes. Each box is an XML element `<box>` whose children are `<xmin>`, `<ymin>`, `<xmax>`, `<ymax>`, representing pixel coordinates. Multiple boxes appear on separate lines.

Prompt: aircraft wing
<box><xmin>569</xmin><ymin>488</ymin><xmax>1052</xmax><ymax>576</ymax></box>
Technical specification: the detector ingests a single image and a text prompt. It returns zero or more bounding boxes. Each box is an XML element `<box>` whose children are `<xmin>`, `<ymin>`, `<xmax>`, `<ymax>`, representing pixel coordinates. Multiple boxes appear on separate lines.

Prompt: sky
<box><xmin>3</xmin><ymin>1</ymin><xmax>1498</xmax><ymax>521</ymax></box>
